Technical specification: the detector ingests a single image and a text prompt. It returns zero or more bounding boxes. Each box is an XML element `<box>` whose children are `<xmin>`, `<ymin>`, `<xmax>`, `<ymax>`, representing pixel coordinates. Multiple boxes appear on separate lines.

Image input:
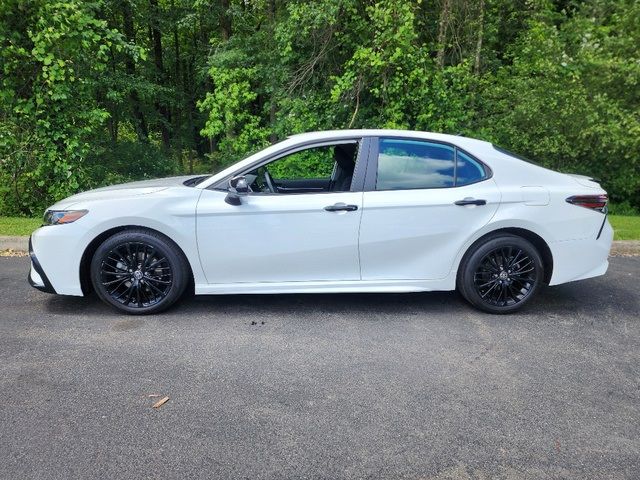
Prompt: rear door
<box><xmin>358</xmin><ymin>137</ymin><xmax>500</xmax><ymax>281</ymax></box>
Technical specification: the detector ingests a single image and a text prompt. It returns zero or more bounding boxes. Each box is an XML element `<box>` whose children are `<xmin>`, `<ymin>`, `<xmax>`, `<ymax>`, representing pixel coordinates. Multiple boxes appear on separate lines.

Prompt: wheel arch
<box><xmin>79</xmin><ymin>225</ymin><xmax>195</xmax><ymax>296</ymax></box>
<box><xmin>457</xmin><ymin>227</ymin><xmax>553</xmax><ymax>285</ymax></box>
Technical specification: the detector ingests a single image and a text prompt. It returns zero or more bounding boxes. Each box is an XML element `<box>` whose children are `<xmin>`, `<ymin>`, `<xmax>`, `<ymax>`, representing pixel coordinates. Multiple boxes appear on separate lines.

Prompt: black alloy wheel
<box><xmin>458</xmin><ymin>234</ymin><xmax>544</xmax><ymax>314</ymax></box>
<box><xmin>90</xmin><ymin>229</ymin><xmax>189</xmax><ymax>314</ymax></box>
<box><xmin>472</xmin><ymin>246</ymin><xmax>537</xmax><ymax>307</ymax></box>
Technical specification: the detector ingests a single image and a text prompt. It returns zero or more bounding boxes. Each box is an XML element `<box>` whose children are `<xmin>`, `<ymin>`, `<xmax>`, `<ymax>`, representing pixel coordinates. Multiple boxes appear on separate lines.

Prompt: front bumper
<box><xmin>28</xmin><ymin>236</ymin><xmax>56</xmax><ymax>294</ymax></box>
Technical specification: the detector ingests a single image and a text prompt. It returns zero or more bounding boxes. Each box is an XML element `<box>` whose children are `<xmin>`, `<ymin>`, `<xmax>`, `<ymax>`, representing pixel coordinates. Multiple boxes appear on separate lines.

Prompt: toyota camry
<box><xmin>28</xmin><ymin>130</ymin><xmax>613</xmax><ymax>314</ymax></box>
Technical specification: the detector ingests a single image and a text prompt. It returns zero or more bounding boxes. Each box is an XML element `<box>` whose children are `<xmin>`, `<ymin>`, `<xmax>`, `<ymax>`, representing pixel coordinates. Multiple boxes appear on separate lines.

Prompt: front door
<box><xmin>196</xmin><ymin>140</ymin><xmax>365</xmax><ymax>284</ymax></box>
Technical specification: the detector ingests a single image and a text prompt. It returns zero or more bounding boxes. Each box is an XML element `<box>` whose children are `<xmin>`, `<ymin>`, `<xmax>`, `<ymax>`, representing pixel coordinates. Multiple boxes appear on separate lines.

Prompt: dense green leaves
<box><xmin>0</xmin><ymin>0</ymin><xmax>129</xmax><ymax>215</ymax></box>
<box><xmin>1</xmin><ymin>0</ymin><xmax>638</xmax><ymax>214</ymax></box>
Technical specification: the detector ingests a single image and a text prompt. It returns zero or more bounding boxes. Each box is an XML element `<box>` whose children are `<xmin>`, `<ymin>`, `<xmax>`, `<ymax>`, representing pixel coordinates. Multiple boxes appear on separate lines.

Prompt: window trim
<box><xmin>363</xmin><ymin>136</ymin><xmax>492</xmax><ymax>192</ymax></box>
<box><xmin>209</xmin><ymin>137</ymin><xmax>370</xmax><ymax>195</ymax></box>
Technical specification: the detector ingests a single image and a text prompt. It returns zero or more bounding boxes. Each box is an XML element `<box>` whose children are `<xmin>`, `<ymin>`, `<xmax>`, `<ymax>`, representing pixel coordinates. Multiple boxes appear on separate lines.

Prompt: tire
<box><xmin>90</xmin><ymin>229</ymin><xmax>189</xmax><ymax>314</ymax></box>
<box><xmin>457</xmin><ymin>234</ymin><xmax>544</xmax><ymax>314</ymax></box>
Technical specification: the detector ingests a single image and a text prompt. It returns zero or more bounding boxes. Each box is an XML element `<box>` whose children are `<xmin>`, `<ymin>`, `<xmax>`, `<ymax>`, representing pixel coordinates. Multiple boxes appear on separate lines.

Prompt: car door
<box><xmin>358</xmin><ymin>137</ymin><xmax>501</xmax><ymax>281</ymax></box>
<box><xmin>196</xmin><ymin>139</ymin><xmax>367</xmax><ymax>284</ymax></box>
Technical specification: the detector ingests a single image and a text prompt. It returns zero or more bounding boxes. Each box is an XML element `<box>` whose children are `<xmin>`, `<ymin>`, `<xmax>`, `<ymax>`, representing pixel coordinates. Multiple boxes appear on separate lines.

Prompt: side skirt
<box><xmin>194</xmin><ymin>278</ymin><xmax>456</xmax><ymax>295</ymax></box>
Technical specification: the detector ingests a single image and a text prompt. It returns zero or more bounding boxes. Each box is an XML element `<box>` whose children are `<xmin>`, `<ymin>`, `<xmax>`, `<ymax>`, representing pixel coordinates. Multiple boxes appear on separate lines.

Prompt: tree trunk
<box><xmin>149</xmin><ymin>0</ymin><xmax>171</xmax><ymax>149</ymax></box>
<box><xmin>268</xmin><ymin>0</ymin><xmax>277</xmax><ymax>143</ymax></box>
<box><xmin>474</xmin><ymin>0</ymin><xmax>485</xmax><ymax>75</ymax></box>
<box><xmin>220</xmin><ymin>0</ymin><xmax>231</xmax><ymax>41</ymax></box>
<box><xmin>436</xmin><ymin>0</ymin><xmax>451</xmax><ymax>68</ymax></box>
<box><xmin>122</xmin><ymin>0</ymin><xmax>149</xmax><ymax>142</ymax></box>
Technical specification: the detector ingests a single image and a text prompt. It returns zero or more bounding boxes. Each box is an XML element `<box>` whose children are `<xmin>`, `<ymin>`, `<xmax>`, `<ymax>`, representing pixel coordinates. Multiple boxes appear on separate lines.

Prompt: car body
<box><xmin>29</xmin><ymin>129</ymin><xmax>613</xmax><ymax>314</ymax></box>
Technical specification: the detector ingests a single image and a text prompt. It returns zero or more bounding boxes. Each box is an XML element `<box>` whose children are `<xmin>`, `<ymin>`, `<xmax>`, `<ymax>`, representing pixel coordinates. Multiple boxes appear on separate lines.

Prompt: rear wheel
<box><xmin>457</xmin><ymin>234</ymin><xmax>544</xmax><ymax>314</ymax></box>
<box><xmin>90</xmin><ymin>229</ymin><xmax>189</xmax><ymax>314</ymax></box>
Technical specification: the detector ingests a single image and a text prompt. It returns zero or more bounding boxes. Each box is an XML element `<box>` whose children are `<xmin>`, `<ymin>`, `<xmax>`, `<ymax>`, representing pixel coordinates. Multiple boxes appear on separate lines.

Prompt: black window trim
<box><xmin>362</xmin><ymin>136</ymin><xmax>493</xmax><ymax>192</ymax></box>
<box><xmin>209</xmin><ymin>136</ymin><xmax>371</xmax><ymax>195</ymax></box>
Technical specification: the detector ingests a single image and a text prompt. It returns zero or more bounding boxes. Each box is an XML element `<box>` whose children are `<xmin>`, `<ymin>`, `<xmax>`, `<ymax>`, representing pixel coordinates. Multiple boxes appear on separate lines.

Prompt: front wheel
<box><xmin>90</xmin><ymin>229</ymin><xmax>189</xmax><ymax>314</ymax></box>
<box><xmin>457</xmin><ymin>234</ymin><xmax>544</xmax><ymax>314</ymax></box>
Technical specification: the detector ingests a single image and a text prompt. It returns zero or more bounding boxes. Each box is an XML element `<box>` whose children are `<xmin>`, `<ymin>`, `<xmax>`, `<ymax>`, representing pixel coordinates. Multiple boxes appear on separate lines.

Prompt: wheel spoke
<box><xmin>142</xmin><ymin>246</ymin><xmax>154</xmax><ymax>270</ymax></box>
<box><xmin>477</xmin><ymin>279</ymin><xmax>497</xmax><ymax>289</ymax></box>
<box><xmin>107</xmin><ymin>277</ymin><xmax>129</xmax><ymax>295</ymax></box>
<box><xmin>145</xmin><ymin>276</ymin><xmax>171</xmax><ymax>285</ymax></box>
<box><xmin>127</xmin><ymin>246</ymin><xmax>133</xmax><ymax>265</ymax></box>
<box><xmin>135</xmin><ymin>282</ymin><xmax>142</xmax><ymax>307</ymax></box>
<box><xmin>146</xmin><ymin>257</ymin><xmax>167</xmax><ymax>270</ymax></box>
<box><xmin>508</xmin><ymin>283</ymin><xmax>521</xmax><ymax>302</ymax></box>
<box><xmin>102</xmin><ymin>276</ymin><xmax>129</xmax><ymax>286</ymax></box>
<box><xmin>106</xmin><ymin>256</ymin><xmax>128</xmax><ymax>269</ymax></box>
<box><xmin>480</xmin><ymin>281</ymin><xmax>499</xmax><ymax>299</ymax></box>
<box><xmin>145</xmin><ymin>279</ymin><xmax>165</xmax><ymax>296</ymax></box>
<box><xmin>508</xmin><ymin>250</ymin><xmax>523</xmax><ymax>268</ymax></box>
<box><xmin>122</xmin><ymin>283</ymin><xmax>135</xmax><ymax>305</ymax></box>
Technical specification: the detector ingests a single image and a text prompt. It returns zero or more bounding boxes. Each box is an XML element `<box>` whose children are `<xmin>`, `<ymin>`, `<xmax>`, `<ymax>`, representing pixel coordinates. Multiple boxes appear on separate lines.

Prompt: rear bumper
<box><xmin>548</xmin><ymin>218</ymin><xmax>613</xmax><ymax>285</ymax></box>
<box><xmin>28</xmin><ymin>236</ymin><xmax>57</xmax><ymax>294</ymax></box>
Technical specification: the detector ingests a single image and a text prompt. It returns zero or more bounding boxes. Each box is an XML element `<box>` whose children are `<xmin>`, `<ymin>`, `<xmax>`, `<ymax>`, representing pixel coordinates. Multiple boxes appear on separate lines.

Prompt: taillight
<box><xmin>565</xmin><ymin>194</ymin><xmax>608</xmax><ymax>213</ymax></box>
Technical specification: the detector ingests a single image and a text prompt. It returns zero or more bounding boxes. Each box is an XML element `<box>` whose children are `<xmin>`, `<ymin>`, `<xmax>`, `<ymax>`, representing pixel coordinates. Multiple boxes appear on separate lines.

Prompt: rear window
<box><xmin>456</xmin><ymin>150</ymin><xmax>486</xmax><ymax>186</ymax></box>
<box><xmin>493</xmin><ymin>145</ymin><xmax>540</xmax><ymax>166</ymax></box>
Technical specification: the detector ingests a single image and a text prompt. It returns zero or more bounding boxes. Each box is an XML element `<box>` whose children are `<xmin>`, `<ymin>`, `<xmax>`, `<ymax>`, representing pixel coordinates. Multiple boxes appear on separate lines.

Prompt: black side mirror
<box><xmin>225</xmin><ymin>176</ymin><xmax>250</xmax><ymax>206</ymax></box>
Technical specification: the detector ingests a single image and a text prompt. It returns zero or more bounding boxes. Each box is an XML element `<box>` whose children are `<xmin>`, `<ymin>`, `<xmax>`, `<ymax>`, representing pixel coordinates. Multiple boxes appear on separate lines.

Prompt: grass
<box><xmin>0</xmin><ymin>214</ymin><xmax>638</xmax><ymax>240</ymax></box>
<box><xmin>609</xmin><ymin>215</ymin><xmax>640</xmax><ymax>241</ymax></box>
<box><xmin>0</xmin><ymin>217</ymin><xmax>42</xmax><ymax>236</ymax></box>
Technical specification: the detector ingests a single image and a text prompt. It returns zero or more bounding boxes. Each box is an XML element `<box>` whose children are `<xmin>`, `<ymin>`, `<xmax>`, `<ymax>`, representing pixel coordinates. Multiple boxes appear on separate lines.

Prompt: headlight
<box><xmin>42</xmin><ymin>210</ymin><xmax>88</xmax><ymax>226</ymax></box>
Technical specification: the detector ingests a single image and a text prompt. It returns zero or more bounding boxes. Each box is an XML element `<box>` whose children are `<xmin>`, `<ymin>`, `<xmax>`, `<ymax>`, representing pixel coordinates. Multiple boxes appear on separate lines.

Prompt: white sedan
<box><xmin>29</xmin><ymin>130</ymin><xmax>612</xmax><ymax>314</ymax></box>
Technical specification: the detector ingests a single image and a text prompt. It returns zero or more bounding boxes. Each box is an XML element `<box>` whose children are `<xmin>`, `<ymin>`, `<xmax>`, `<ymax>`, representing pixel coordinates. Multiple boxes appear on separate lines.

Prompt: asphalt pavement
<box><xmin>0</xmin><ymin>256</ymin><xmax>639</xmax><ymax>479</ymax></box>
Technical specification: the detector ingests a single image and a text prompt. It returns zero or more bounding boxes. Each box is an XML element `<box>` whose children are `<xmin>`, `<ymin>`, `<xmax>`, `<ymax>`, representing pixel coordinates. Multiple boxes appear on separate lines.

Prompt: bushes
<box><xmin>84</xmin><ymin>140</ymin><xmax>179</xmax><ymax>189</ymax></box>
<box><xmin>1</xmin><ymin>0</ymin><xmax>638</xmax><ymax>215</ymax></box>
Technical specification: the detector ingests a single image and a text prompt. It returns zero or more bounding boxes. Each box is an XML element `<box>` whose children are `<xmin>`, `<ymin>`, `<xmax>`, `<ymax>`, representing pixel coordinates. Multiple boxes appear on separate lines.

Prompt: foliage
<box><xmin>0</xmin><ymin>0</ymin><xmax>638</xmax><ymax>215</ymax></box>
<box><xmin>0</xmin><ymin>0</ymin><xmax>133</xmax><ymax>215</ymax></box>
<box><xmin>84</xmin><ymin>138</ymin><xmax>178</xmax><ymax>188</ymax></box>
<box><xmin>267</xmin><ymin>147</ymin><xmax>335</xmax><ymax>179</ymax></box>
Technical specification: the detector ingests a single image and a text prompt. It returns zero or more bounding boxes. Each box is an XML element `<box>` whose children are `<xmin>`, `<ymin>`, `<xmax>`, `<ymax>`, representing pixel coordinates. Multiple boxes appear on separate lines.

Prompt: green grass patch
<box><xmin>0</xmin><ymin>214</ymin><xmax>638</xmax><ymax>240</ymax></box>
<box><xmin>609</xmin><ymin>215</ymin><xmax>640</xmax><ymax>241</ymax></box>
<box><xmin>0</xmin><ymin>217</ymin><xmax>42</xmax><ymax>236</ymax></box>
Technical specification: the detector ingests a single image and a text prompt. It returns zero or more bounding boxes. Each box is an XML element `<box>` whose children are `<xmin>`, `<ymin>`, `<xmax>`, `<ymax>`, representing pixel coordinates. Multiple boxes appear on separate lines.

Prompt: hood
<box><xmin>48</xmin><ymin>175</ymin><xmax>198</xmax><ymax>210</ymax></box>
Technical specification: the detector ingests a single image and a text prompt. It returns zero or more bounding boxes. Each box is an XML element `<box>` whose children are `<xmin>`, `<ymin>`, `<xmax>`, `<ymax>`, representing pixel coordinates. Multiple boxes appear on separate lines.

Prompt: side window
<box><xmin>268</xmin><ymin>147</ymin><xmax>335</xmax><ymax>180</ymax></box>
<box><xmin>246</xmin><ymin>142</ymin><xmax>359</xmax><ymax>194</ymax></box>
<box><xmin>456</xmin><ymin>150</ymin><xmax>486</xmax><ymax>186</ymax></box>
<box><xmin>376</xmin><ymin>139</ymin><xmax>455</xmax><ymax>190</ymax></box>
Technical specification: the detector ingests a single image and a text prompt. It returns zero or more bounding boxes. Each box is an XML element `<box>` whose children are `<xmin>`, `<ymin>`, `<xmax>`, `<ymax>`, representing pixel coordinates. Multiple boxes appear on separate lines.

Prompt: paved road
<box><xmin>1</xmin><ymin>257</ymin><xmax>639</xmax><ymax>479</ymax></box>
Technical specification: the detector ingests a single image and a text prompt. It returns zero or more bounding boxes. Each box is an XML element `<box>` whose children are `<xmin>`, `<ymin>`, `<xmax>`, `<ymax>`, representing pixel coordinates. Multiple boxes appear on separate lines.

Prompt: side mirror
<box><xmin>225</xmin><ymin>176</ymin><xmax>250</xmax><ymax>206</ymax></box>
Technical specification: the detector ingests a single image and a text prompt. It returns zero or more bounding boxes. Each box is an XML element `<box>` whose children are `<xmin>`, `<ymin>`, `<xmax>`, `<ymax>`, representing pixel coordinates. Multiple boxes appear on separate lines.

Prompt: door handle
<box><xmin>454</xmin><ymin>198</ymin><xmax>487</xmax><ymax>206</ymax></box>
<box><xmin>324</xmin><ymin>203</ymin><xmax>358</xmax><ymax>212</ymax></box>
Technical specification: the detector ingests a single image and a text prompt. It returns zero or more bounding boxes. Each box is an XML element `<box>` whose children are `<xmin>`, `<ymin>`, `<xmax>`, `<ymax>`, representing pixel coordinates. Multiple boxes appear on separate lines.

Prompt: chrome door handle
<box><xmin>324</xmin><ymin>203</ymin><xmax>358</xmax><ymax>212</ymax></box>
<box><xmin>454</xmin><ymin>198</ymin><xmax>487</xmax><ymax>206</ymax></box>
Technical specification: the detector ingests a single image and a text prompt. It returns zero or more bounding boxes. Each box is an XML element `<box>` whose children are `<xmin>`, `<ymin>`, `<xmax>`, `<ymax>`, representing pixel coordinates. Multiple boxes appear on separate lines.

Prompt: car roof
<box><xmin>286</xmin><ymin>129</ymin><xmax>493</xmax><ymax>152</ymax></box>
